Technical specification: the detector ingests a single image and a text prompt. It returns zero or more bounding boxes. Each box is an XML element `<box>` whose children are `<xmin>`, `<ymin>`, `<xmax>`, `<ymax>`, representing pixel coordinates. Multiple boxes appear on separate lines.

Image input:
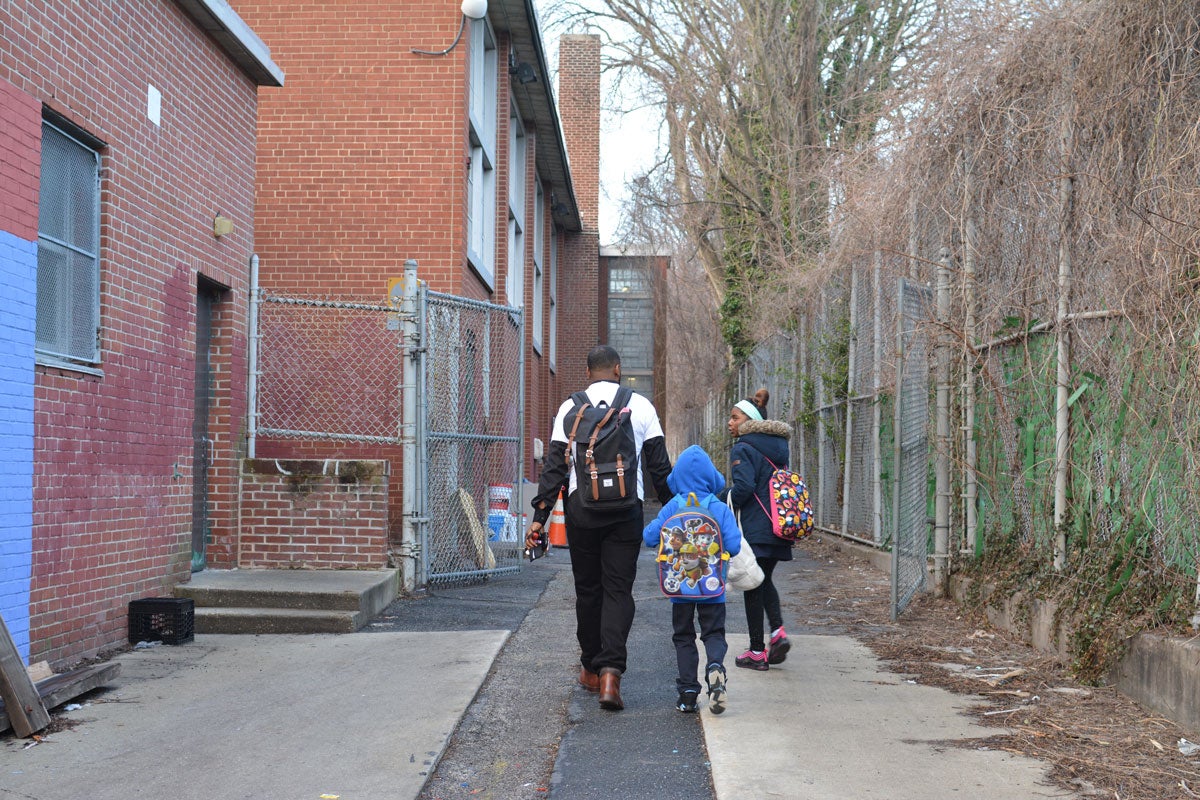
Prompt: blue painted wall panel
<box><xmin>0</xmin><ymin>230</ymin><xmax>36</xmax><ymax>663</ymax></box>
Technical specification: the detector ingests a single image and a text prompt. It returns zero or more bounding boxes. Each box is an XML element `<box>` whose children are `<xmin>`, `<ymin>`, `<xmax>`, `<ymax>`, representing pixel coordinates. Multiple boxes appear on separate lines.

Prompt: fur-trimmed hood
<box><xmin>736</xmin><ymin>419</ymin><xmax>792</xmax><ymax>439</ymax></box>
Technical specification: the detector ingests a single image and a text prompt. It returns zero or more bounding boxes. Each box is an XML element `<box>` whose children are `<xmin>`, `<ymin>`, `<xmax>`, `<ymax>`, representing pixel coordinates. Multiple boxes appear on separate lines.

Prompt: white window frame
<box><xmin>507</xmin><ymin>214</ymin><xmax>524</xmax><ymax>309</ymax></box>
<box><xmin>505</xmin><ymin>101</ymin><xmax>526</xmax><ymax>308</ymax></box>
<box><xmin>467</xmin><ymin>19</ymin><xmax>498</xmax><ymax>288</ymax></box>
<box><xmin>532</xmin><ymin>179</ymin><xmax>544</xmax><ymax>353</ymax></box>
<box><xmin>37</xmin><ymin>117</ymin><xmax>101</xmax><ymax>370</ymax></box>
<box><xmin>548</xmin><ymin>228</ymin><xmax>558</xmax><ymax>372</ymax></box>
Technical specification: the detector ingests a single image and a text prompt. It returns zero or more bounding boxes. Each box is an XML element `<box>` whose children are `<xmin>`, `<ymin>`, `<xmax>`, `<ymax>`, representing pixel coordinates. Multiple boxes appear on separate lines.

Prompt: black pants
<box><xmin>567</xmin><ymin>512</ymin><xmax>643</xmax><ymax>674</ymax></box>
<box><xmin>671</xmin><ymin>601</ymin><xmax>727</xmax><ymax>693</ymax></box>
<box><xmin>743</xmin><ymin>556</ymin><xmax>782</xmax><ymax>652</ymax></box>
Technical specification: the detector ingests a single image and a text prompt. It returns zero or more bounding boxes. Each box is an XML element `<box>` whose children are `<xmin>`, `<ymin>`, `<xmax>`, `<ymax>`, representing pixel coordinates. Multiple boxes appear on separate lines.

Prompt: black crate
<box><xmin>128</xmin><ymin>598</ymin><xmax>195</xmax><ymax>645</ymax></box>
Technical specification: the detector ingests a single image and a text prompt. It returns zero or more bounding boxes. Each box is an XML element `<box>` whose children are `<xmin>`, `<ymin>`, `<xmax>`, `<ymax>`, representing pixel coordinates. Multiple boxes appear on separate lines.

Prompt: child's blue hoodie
<box><xmin>643</xmin><ymin>445</ymin><xmax>742</xmax><ymax>604</ymax></box>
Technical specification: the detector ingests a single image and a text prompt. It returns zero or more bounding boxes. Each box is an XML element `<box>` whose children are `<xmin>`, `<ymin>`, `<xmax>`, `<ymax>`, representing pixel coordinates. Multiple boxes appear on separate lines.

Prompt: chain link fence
<box><xmin>251</xmin><ymin>281</ymin><xmax>524</xmax><ymax>588</ymax></box>
<box><xmin>892</xmin><ymin>279</ymin><xmax>932</xmax><ymax>618</ymax></box>
<box><xmin>254</xmin><ymin>294</ymin><xmax>406</xmax><ymax>444</ymax></box>
<box><xmin>420</xmin><ymin>289</ymin><xmax>524</xmax><ymax>585</ymax></box>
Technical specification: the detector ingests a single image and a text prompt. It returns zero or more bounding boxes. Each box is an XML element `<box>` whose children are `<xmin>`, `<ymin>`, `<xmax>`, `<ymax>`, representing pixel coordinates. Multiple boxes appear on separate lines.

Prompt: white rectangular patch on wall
<box><xmin>147</xmin><ymin>85</ymin><xmax>162</xmax><ymax>126</ymax></box>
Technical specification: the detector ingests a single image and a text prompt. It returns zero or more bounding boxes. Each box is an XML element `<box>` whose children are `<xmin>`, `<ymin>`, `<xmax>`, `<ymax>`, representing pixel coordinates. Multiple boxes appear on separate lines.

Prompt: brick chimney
<box><xmin>557</xmin><ymin>34</ymin><xmax>601</xmax><ymax>234</ymax></box>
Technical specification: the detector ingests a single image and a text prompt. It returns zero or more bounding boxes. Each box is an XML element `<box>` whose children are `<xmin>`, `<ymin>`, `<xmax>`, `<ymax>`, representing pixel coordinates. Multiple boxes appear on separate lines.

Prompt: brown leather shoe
<box><xmin>598</xmin><ymin>667</ymin><xmax>624</xmax><ymax>711</ymax></box>
<box><xmin>578</xmin><ymin>667</ymin><xmax>601</xmax><ymax>693</ymax></box>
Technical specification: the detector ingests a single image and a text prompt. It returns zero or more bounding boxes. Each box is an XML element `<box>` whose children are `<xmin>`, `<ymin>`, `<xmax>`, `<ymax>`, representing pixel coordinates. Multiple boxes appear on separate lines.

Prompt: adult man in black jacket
<box><xmin>525</xmin><ymin>346</ymin><xmax>672</xmax><ymax>710</ymax></box>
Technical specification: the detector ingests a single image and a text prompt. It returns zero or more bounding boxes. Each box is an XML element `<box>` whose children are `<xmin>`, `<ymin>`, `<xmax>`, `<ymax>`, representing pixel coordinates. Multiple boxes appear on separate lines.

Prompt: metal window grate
<box><xmin>37</xmin><ymin>120</ymin><xmax>100</xmax><ymax>364</ymax></box>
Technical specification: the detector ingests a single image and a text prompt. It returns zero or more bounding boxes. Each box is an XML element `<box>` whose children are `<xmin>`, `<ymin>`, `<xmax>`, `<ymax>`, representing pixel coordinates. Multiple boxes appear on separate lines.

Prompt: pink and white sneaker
<box><xmin>734</xmin><ymin>649</ymin><xmax>768</xmax><ymax>671</ymax></box>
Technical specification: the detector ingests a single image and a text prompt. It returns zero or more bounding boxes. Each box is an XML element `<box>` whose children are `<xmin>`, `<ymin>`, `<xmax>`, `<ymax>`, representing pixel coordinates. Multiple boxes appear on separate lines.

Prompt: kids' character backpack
<box><xmin>655</xmin><ymin>493</ymin><xmax>729</xmax><ymax>598</ymax></box>
<box><xmin>754</xmin><ymin>454</ymin><xmax>814</xmax><ymax>542</ymax></box>
<box><xmin>565</xmin><ymin>386</ymin><xmax>639</xmax><ymax>512</ymax></box>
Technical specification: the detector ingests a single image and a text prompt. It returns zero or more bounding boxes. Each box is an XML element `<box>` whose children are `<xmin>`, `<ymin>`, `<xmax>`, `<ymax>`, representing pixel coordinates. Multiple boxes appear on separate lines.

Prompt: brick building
<box><xmin>0</xmin><ymin>0</ymin><xmax>281</xmax><ymax>667</ymax></box>
<box><xmin>232</xmin><ymin>3</ymin><xmax>605</xmax><ymax>581</ymax></box>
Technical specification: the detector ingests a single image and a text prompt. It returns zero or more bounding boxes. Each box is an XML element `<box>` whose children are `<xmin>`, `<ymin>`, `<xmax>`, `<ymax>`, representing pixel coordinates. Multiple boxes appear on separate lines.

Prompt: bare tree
<box><xmin>543</xmin><ymin>0</ymin><xmax>938</xmax><ymax>360</ymax></box>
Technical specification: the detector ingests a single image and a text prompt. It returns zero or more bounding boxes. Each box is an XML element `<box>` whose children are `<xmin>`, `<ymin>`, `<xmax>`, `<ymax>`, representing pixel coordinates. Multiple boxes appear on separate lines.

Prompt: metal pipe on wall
<box><xmin>247</xmin><ymin>254</ymin><xmax>260</xmax><ymax>459</ymax></box>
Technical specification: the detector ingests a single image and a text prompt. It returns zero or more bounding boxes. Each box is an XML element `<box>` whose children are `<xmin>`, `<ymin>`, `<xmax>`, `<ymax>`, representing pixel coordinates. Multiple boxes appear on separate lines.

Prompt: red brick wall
<box><xmin>0</xmin><ymin>0</ymin><xmax>260</xmax><ymax>667</ymax></box>
<box><xmin>235</xmin><ymin>1</ymin><xmax>469</xmax><ymax>299</ymax></box>
<box><xmin>238</xmin><ymin>459</ymin><xmax>389</xmax><ymax>568</ymax></box>
<box><xmin>549</xmin><ymin>33</ymin><xmax>602</xmax><ymax>407</ymax></box>
<box><xmin>558</xmin><ymin>35</ymin><xmax>601</xmax><ymax>234</ymax></box>
<box><xmin>0</xmin><ymin>78</ymin><xmax>39</xmax><ymax>240</ymax></box>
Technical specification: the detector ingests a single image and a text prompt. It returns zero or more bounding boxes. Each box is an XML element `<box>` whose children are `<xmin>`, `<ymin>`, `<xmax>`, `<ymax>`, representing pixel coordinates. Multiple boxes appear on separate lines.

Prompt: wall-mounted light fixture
<box><xmin>510</xmin><ymin>61</ymin><xmax>538</xmax><ymax>85</ymax></box>
<box><xmin>213</xmin><ymin>214</ymin><xmax>234</xmax><ymax>238</ymax></box>
<box><xmin>412</xmin><ymin>0</ymin><xmax>488</xmax><ymax>56</ymax></box>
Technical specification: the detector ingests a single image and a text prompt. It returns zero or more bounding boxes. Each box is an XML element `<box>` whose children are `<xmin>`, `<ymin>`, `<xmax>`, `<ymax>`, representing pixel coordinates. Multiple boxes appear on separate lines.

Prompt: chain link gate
<box><xmin>250</xmin><ymin>273</ymin><xmax>525</xmax><ymax>589</ymax></box>
<box><xmin>417</xmin><ymin>288</ymin><xmax>524</xmax><ymax>585</ymax></box>
<box><xmin>891</xmin><ymin>279</ymin><xmax>933</xmax><ymax>619</ymax></box>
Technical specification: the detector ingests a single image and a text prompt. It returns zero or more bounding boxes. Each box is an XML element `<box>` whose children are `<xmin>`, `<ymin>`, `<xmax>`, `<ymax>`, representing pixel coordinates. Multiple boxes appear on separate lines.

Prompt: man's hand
<box><xmin>524</xmin><ymin>521</ymin><xmax>545</xmax><ymax>552</ymax></box>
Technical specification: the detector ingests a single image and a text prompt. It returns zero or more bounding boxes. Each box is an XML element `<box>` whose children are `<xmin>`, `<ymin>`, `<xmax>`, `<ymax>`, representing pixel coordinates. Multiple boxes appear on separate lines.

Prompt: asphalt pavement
<box><xmin>0</xmin><ymin>539</ymin><xmax>1076</xmax><ymax>800</ymax></box>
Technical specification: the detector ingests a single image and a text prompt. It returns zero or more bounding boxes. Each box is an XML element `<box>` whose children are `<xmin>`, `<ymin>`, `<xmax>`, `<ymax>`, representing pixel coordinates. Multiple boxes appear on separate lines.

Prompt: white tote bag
<box><xmin>727</xmin><ymin>511</ymin><xmax>764</xmax><ymax>591</ymax></box>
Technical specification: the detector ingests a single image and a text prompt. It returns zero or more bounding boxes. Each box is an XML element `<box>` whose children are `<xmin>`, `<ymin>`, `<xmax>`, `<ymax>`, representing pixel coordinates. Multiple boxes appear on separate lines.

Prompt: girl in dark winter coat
<box><xmin>727</xmin><ymin>388</ymin><xmax>794</xmax><ymax>671</ymax></box>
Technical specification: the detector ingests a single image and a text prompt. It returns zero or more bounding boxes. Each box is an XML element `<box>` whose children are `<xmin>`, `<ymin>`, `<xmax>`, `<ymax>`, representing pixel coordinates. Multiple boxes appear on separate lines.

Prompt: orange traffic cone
<box><xmin>548</xmin><ymin>491</ymin><xmax>568</xmax><ymax>547</ymax></box>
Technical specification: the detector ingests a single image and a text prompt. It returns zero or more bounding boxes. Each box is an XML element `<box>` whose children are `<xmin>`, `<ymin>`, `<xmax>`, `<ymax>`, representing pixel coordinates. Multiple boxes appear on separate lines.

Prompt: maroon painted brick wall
<box><xmin>0</xmin><ymin>0</ymin><xmax>260</xmax><ymax>666</ymax></box>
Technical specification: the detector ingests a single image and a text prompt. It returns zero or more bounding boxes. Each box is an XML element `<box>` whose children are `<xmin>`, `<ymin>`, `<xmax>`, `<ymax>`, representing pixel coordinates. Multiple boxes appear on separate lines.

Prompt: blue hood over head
<box><xmin>667</xmin><ymin>445</ymin><xmax>726</xmax><ymax>497</ymax></box>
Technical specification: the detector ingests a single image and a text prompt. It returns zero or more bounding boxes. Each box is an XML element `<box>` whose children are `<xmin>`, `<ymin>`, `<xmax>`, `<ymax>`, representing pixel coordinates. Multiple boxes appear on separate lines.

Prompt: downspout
<box><xmin>247</xmin><ymin>253</ymin><xmax>260</xmax><ymax>459</ymax></box>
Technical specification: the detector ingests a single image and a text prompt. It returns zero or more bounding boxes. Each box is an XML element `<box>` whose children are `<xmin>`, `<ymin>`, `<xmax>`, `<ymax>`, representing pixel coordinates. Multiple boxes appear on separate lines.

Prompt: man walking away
<box><xmin>525</xmin><ymin>345</ymin><xmax>673</xmax><ymax>711</ymax></box>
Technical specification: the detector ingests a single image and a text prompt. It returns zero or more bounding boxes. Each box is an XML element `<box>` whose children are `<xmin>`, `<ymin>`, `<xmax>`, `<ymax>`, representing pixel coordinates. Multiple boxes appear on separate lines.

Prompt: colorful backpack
<box><xmin>656</xmin><ymin>493</ymin><xmax>729</xmax><ymax>598</ymax></box>
<box><xmin>753</xmin><ymin>454</ymin><xmax>814</xmax><ymax>542</ymax></box>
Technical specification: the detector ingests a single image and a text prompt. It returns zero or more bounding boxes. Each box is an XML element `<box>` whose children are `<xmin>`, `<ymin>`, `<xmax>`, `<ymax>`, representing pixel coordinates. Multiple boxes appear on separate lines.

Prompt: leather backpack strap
<box><xmin>565</xmin><ymin>392</ymin><xmax>591</xmax><ymax>472</ymax></box>
<box><xmin>586</xmin><ymin>403</ymin><xmax>620</xmax><ymax>499</ymax></box>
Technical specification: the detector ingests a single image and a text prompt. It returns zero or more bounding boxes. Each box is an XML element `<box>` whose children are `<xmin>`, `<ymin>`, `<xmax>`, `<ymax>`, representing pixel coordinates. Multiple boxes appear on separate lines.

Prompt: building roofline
<box><xmin>174</xmin><ymin>0</ymin><xmax>284</xmax><ymax>87</ymax></box>
<box><xmin>490</xmin><ymin>0</ymin><xmax>582</xmax><ymax>233</ymax></box>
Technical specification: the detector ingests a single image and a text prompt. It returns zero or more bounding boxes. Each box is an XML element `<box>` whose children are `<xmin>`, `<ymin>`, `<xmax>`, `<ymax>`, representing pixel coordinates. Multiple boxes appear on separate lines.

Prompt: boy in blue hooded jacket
<box><xmin>643</xmin><ymin>445</ymin><xmax>742</xmax><ymax>714</ymax></box>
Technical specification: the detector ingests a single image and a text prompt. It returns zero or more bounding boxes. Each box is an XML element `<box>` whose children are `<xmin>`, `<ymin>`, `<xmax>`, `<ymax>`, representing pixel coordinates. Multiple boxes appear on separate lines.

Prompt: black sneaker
<box><xmin>676</xmin><ymin>690</ymin><xmax>699</xmax><ymax>713</ymax></box>
<box><xmin>705</xmin><ymin>664</ymin><xmax>727</xmax><ymax>715</ymax></box>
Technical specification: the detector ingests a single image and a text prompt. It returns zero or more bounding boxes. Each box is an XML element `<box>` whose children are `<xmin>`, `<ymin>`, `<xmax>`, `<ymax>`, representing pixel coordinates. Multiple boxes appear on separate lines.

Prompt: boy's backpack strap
<box><xmin>685</xmin><ymin>491</ymin><xmax>699</xmax><ymax>507</ymax></box>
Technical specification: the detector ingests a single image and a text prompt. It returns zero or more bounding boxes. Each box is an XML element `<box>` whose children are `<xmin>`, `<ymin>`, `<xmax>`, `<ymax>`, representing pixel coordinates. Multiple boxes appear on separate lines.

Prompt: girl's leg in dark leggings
<box><xmin>760</xmin><ymin>559</ymin><xmax>782</xmax><ymax>632</ymax></box>
<box><xmin>743</xmin><ymin>557</ymin><xmax>779</xmax><ymax>651</ymax></box>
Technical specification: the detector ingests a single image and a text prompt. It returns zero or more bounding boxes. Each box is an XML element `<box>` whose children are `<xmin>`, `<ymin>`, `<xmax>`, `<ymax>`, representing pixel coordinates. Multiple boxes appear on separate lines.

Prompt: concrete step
<box><xmin>195</xmin><ymin>607</ymin><xmax>364</xmax><ymax>635</ymax></box>
<box><xmin>175</xmin><ymin>568</ymin><xmax>400</xmax><ymax>634</ymax></box>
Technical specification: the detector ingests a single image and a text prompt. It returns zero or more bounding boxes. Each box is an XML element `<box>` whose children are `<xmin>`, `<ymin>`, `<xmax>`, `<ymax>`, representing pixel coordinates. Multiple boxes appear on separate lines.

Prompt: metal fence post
<box><xmin>963</xmin><ymin>215</ymin><xmax>979</xmax><ymax>556</ymax></box>
<box><xmin>1054</xmin><ymin>118</ymin><xmax>1076</xmax><ymax>572</ymax></box>
<box><xmin>842</xmin><ymin>265</ymin><xmax>859</xmax><ymax>535</ymax></box>
<box><xmin>872</xmin><ymin>251</ymin><xmax>883</xmax><ymax>545</ymax></box>
<box><xmin>935</xmin><ymin>247</ymin><xmax>953</xmax><ymax>595</ymax></box>
<box><xmin>400</xmin><ymin>259</ymin><xmax>419</xmax><ymax>592</ymax></box>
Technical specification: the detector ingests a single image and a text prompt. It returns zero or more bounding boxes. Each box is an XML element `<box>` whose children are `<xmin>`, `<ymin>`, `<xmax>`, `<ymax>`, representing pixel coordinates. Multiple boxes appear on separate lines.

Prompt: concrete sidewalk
<box><xmin>2</xmin><ymin>631</ymin><xmax>506</xmax><ymax>800</ymax></box>
<box><xmin>704</xmin><ymin>633</ymin><xmax>1071</xmax><ymax>799</ymax></box>
<box><xmin>1</xmin><ymin>556</ymin><xmax>1078</xmax><ymax>800</ymax></box>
